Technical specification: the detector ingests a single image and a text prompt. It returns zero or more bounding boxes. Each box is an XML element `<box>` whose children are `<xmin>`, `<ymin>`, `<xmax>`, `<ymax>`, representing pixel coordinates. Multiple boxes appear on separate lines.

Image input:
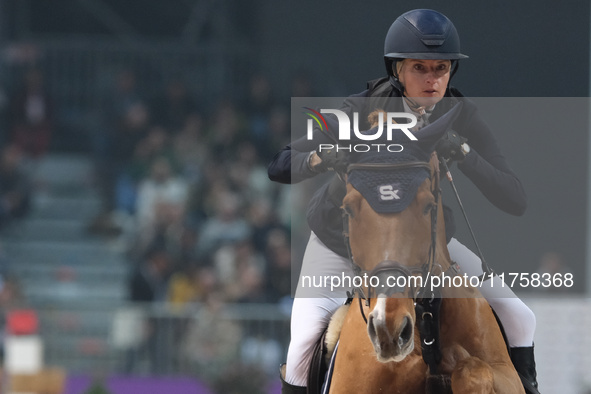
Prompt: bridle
<box><xmin>342</xmin><ymin>159</ymin><xmax>443</xmax><ymax>309</ymax></box>
<box><xmin>342</xmin><ymin>158</ymin><xmax>450</xmax><ymax>375</ymax></box>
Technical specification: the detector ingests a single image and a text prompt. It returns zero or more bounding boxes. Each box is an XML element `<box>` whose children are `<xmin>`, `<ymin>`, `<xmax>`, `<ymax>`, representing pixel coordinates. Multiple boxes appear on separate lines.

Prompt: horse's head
<box><xmin>342</xmin><ymin>103</ymin><xmax>462</xmax><ymax>363</ymax></box>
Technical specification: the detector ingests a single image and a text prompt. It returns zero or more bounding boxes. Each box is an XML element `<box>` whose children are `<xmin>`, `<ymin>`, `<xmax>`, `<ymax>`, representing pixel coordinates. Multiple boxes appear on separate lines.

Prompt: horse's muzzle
<box><xmin>367</xmin><ymin>298</ymin><xmax>415</xmax><ymax>363</ymax></box>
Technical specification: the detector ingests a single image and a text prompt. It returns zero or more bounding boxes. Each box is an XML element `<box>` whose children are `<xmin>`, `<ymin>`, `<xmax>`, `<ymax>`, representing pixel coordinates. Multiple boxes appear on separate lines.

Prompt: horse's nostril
<box><xmin>367</xmin><ymin>315</ymin><xmax>377</xmax><ymax>340</ymax></box>
<box><xmin>398</xmin><ymin>316</ymin><xmax>413</xmax><ymax>347</ymax></box>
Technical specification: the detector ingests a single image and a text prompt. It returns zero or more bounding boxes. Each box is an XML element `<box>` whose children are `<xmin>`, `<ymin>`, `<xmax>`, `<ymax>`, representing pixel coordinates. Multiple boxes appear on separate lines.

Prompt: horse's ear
<box><xmin>414</xmin><ymin>102</ymin><xmax>464</xmax><ymax>152</ymax></box>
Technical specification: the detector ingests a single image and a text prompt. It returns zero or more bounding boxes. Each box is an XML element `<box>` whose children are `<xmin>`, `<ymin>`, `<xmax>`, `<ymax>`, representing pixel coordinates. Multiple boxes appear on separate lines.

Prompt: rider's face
<box><xmin>398</xmin><ymin>59</ymin><xmax>451</xmax><ymax>108</ymax></box>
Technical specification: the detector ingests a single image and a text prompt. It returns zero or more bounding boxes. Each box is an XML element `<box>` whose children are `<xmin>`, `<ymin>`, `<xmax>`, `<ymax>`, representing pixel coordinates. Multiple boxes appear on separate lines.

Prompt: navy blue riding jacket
<box><xmin>268</xmin><ymin>77</ymin><xmax>527</xmax><ymax>258</ymax></box>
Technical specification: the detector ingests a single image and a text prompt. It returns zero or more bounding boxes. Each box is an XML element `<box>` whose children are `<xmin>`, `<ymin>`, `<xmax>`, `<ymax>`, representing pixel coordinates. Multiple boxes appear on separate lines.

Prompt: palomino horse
<box><xmin>327</xmin><ymin>105</ymin><xmax>524</xmax><ymax>393</ymax></box>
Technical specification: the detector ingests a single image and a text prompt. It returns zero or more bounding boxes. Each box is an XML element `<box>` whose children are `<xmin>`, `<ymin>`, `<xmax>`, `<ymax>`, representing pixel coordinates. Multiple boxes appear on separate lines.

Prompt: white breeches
<box><xmin>284</xmin><ymin>232</ymin><xmax>536</xmax><ymax>386</ymax></box>
<box><xmin>446</xmin><ymin>238</ymin><xmax>536</xmax><ymax>347</ymax></box>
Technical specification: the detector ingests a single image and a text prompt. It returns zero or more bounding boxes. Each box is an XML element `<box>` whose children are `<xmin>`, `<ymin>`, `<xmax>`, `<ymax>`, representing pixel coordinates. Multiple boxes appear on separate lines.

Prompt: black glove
<box><xmin>435</xmin><ymin>130</ymin><xmax>469</xmax><ymax>162</ymax></box>
<box><xmin>313</xmin><ymin>145</ymin><xmax>349</xmax><ymax>174</ymax></box>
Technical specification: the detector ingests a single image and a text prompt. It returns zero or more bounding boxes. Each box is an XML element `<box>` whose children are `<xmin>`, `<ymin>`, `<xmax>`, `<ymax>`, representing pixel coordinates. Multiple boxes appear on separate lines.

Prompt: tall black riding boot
<box><xmin>510</xmin><ymin>346</ymin><xmax>540</xmax><ymax>394</ymax></box>
<box><xmin>280</xmin><ymin>364</ymin><xmax>307</xmax><ymax>394</ymax></box>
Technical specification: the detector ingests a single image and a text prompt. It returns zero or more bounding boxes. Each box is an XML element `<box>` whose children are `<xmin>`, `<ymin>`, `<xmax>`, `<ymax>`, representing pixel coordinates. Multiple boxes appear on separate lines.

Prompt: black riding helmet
<box><xmin>384</xmin><ymin>9</ymin><xmax>468</xmax><ymax>88</ymax></box>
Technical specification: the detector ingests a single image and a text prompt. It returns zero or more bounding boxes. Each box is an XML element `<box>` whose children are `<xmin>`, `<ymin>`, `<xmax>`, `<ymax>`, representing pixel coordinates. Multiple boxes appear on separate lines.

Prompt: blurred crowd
<box><xmin>83</xmin><ymin>69</ymin><xmax>306</xmax><ymax>380</ymax></box>
<box><xmin>0</xmin><ymin>67</ymin><xmax>300</xmax><ymax>303</ymax></box>
<box><xmin>0</xmin><ymin>68</ymin><xmax>49</xmax><ymax>230</ymax></box>
<box><xmin>85</xmin><ymin>69</ymin><xmax>298</xmax><ymax>308</ymax></box>
<box><xmin>0</xmin><ymin>65</ymin><xmax>53</xmax><ymax>276</ymax></box>
<box><xmin>0</xmin><ymin>66</ymin><xmax>53</xmax><ymax>366</ymax></box>
<box><xmin>0</xmin><ymin>64</ymin><xmax>313</xmax><ymax>382</ymax></box>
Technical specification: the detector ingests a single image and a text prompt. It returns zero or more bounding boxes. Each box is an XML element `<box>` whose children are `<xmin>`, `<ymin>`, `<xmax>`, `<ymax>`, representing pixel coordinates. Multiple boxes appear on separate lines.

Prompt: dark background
<box><xmin>2</xmin><ymin>0</ymin><xmax>588</xmax><ymax>97</ymax></box>
<box><xmin>1</xmin><ymin>0</ymin><xmax>588</xmax><ymax>292</ymax></box>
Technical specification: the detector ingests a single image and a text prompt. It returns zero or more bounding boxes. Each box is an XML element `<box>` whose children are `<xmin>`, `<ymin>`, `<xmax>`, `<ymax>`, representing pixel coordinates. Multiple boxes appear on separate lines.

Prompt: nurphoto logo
<box><xmin>303</xmin><ymin>107</ymin><xmax>418</xmax><ymax>153</ymax></box>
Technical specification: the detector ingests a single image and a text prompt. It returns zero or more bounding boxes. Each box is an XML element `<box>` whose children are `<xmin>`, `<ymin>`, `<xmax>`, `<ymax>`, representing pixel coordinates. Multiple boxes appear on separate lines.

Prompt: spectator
<box><xmin>213</xmin><ymin>240</ymin><xmax>266</xmax><ymax>303</ymax></box>
<box><xmin>257</xmin><ymin>105</ymin><xmax>290</xmax><ymax>161</ymax></box>
<box><xmin>0</xmin><ymin>144</ymin><xmax>32</xmax><ymax>229</ymax></box>
<box><xmin>179</xmin><ymin>291</ymin><xmax>241</xmax><ymax>381</ymax></box>
<box><xmin>245</xmin><ymin>73</ymin><xmax>274</xmax><ymax>146</ymax></box>
<box><xmin>206</xmin><ymin>100</ymin><xmax>246</xmax><ymax>164</ymax></box>
<box><xmin>167</xmin><ymin>264</ymin><xmax>216</xmax><ymax>307</ymax></box>
<box><xmin>227</xmin><ymin>141</ymin><xmax>272</xmax><ymax>201</ymax></box>
<box><xmin>134</xmin><ymin>156</ymin><xmax>190</xmax><ymax>253</ymax></box>
<box><xmin>195</xmin><ymin>164</ymin><xmax>228</xmax><ymax>221</ymax></box>
<box><xmin>128</xmin><ymin>246</ymin><xmax>172</xmax><ymax>303</ymax></box>
<box><xmin>171</xmin><ymin>223</ymin><xmax>200</xmax><ymax>269</ymax></box>
<box><xmin>264</xmin><ymin>228</ymin><xmax>292</xmax><ymax>302</ymax></box>
<box><xmin>125</xmin><ymin>246</ymin><xmax>173</xmax><ymax>374</ymax></box>
<box><xmin>172</xmin><ymin>112</ymin><xmax>208</xmax><ymax>184</ymax></box>
<box><xmin>137</xmin><ymin>220</ymin><xmax>199</xmax><ymax>275</ymax></box>
<box><xmin>117</xmin><ymin>125</ymin><xmax>178</xmax><ymax>216</ymax></box>
<box><xmin>90</xmin><ymin>70</ymin><xmax>150</xmax><ymax>236</ymax></box>
<box><xmin>0</xmin><ymin>273</ymin><xmax>25</xmax><ymax>363</ymax></box>
<box><xmin>196</xmin><ymin>190</ymin><xmax>250</xmax><ymax>258</ymax></box>
<box><xmin>150</xmin><ymin>78</ymin><xmax>198</xmax><ymax>133</ymax></box>
<box><xmin>248</xmin><ymin>198</ymin><xmax>288</xmax><ymax>254</ymax></box>
<box><xmin>9</xmin><ymin>68</ymin><xmax>54</xmax><ymax>159</ymax></box>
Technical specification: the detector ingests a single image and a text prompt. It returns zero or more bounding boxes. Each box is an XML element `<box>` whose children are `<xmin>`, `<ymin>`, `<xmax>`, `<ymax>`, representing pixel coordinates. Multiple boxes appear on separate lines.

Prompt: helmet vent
<box><xmin>421</xmin><ymin>39</ymin><xmax>445</xmax><ymax>46</ymax></box>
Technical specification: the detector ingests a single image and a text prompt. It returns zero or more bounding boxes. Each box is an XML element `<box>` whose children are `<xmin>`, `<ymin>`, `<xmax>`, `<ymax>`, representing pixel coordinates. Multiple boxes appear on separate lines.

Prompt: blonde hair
<box><xmin>395</xmin><ymin>59</ymin><xmax>406</xmax><ymax>76</ymax></box>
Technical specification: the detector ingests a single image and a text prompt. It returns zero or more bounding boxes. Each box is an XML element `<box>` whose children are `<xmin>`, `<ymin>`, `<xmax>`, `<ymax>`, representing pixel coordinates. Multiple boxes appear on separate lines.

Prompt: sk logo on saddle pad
<box><xmin>379</xmin><ymin>184</ymin><xmax>401</xmax><ymax>201</ymax></box>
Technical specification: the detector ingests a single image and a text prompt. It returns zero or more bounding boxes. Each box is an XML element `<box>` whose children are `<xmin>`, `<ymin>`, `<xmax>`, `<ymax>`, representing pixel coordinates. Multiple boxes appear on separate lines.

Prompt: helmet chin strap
<box><xmin>402</xmin><ymin>96</ymin><xmax>432</xmax><ymax>117</ymax></box>
<box><xmin>450</xmin><ymin>60</ymin><xmax>459</xmax><ymax>79</ymax></box>
<box><xmin>388</xmin><ymin>73</ymin><xmax>404</xmax><ymax>92</ymax></box>
<box><xmin>402</xmin><ymin>96</ymin><xmax>434</xmax><ymax>129</ymax></box>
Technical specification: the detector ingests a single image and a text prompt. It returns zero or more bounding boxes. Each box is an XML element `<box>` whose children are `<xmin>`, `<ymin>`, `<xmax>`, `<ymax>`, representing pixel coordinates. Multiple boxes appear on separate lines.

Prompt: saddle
<box><xmin>307</xmin><ymin>329</ymin><xmax>328</xmax><ymax>394</ymax></box>
<box><xmin>307</xmin><ymin>304</ymin><xmax>349</xmax><ymax>394</ymax></box>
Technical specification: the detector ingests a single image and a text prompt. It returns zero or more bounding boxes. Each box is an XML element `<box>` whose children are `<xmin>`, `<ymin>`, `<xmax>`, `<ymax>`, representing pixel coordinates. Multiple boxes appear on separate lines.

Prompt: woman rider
<box><xmin>268</xmin><ymin>9</ymin><xmax>539</xmax><ymax>394</ymax></box>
